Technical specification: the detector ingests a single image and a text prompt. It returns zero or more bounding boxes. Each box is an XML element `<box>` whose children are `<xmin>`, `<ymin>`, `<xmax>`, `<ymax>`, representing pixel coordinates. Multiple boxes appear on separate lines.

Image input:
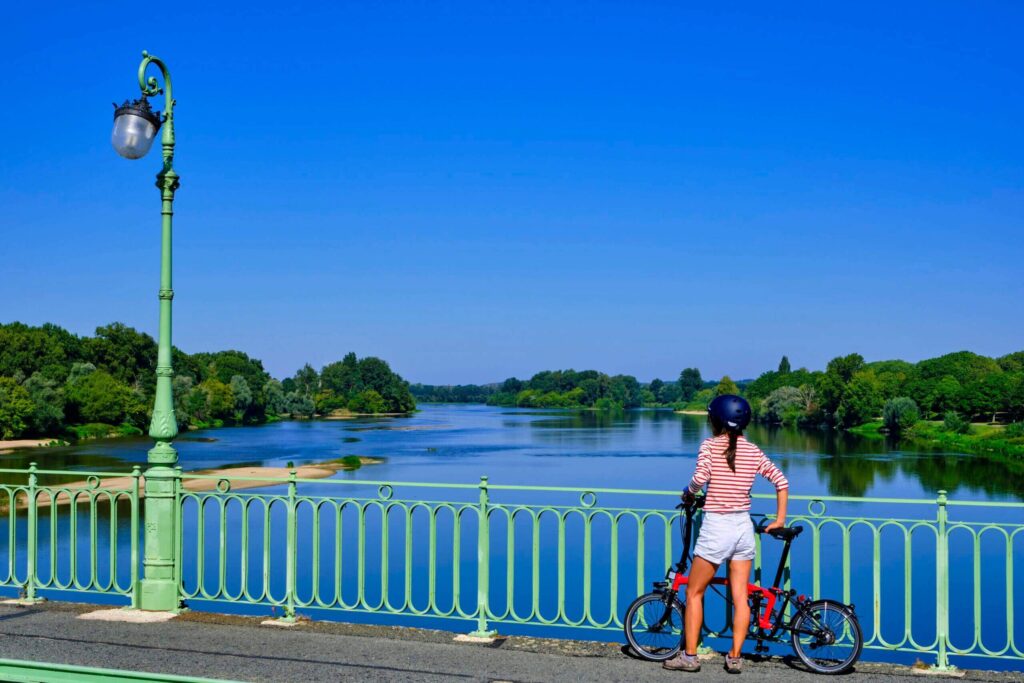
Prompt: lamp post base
<box><xmin>137</xmin><ymin>579</ymin><xmax>183</xmax><ymax>613</ymax></box>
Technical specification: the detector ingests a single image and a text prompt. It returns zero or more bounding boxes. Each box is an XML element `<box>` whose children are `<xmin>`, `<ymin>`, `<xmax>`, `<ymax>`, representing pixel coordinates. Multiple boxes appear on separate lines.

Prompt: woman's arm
<box><xmin>758</xmin><ymin>453</ymin><xmax>789</xmax><ymax>531</ymax></box>
<box><xmin>765</xmin><ymin>488</ymin><xmax>788</xmax><ymax>532</ymax></box>
<box><xmin>683</xmin><ymin>444</ymin><xmax>713</xmax><ymax>499</ymax></box>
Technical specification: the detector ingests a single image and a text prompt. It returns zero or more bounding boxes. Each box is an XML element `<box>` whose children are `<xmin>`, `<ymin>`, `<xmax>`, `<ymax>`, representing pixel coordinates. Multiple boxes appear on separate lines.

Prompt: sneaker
<box><xmin>724</xmin><ymin>655</ymin><xmax>743</xmax><ymax>674</ymax></box>
<box><xmin>663</xmin><ymin>652</ymin><xmax>701</xmax><ymax>672</ymax></box>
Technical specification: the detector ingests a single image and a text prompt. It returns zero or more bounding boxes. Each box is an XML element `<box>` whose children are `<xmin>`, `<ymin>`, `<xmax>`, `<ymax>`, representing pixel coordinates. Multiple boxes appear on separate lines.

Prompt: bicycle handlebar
<box><xmin>754</xmin><ymin>519</ymin><xmax>804</xmax><ymax>540</ymax></box>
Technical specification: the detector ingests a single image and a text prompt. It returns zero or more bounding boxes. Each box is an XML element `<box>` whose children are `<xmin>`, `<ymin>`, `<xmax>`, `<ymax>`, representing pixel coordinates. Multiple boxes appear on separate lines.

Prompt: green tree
<box><xmin>0</xmin><ymin>377</ymin><xmax>34</xmax><ymax>438</ymax></box>
<box><xmin>65</xmin><ymin>370</ymin><xmax>140</xmax><ymax>425</ymax></box>
<box><xmin>658</xmin><ymin>382</ymin><xmax>682</xmax><ymax>404</ymax></box>
<box><xmin>292</xmin><ymin>364</ymin><xmax>320</xmax><ymax>398</ymax></box>
<box><xmin>285</xmin><ymin>391</ymin><xmax>315</xmax><ymax>418</ymax></box>
<box><xmin>817</xmin><ymin>353</ymin><xmax>865</xmax><ymax>422</ymax></box>
<box><xmin>649</xmin><ymin>379</ymin><xmax>665</xmax><ymax>402</ymax></box>
<box><xmin>678</xmin><ymin>368</ymin><xmax>703</xmax><ymax>402</ymax></box>
<box><xmin>356</xmin><ymin>356</ymin><xmax>416</xmax><ymax>412</ymax></box>
<box><xmin>690</xmin><ymin>388</ymin><xmax>715</xmax><ymax>408</ymax></box>
<box><xmin>761</xmin><ymin>386</ymin><xmax>803</xmax><ymax>423</ymax></box>
<box><xmin>67</xmin><ymin>362</ymin><xmax>96</xmax><ymax>384</ymax></box>
<box><xmin>229</xmin><ymin>375</ymin><xmax>253</xmax><ymax>423</ymax></box>
<box><xmin>607</xmin><ymin>375</ymin><xmax>642</xmax><ymax>408</ymax></box>
<box><xmin>714</xmin><ymin>375</ymin><xmax>740</xmax><ymax>396</ymax></box>
<box><xmin>264</xmin><ymin>379</ymin><xmax>287</xmax><ymax>415</ymax></box>
<box><xmin>0</xmin><ymin>322</ymin><xmax>83</xmax><ymax>382</ymax></box>
<box><xmin>23</xmin><ymin>372</ymin><xmax>65</xmax><ymax>436</ymax></box>
<box><xmin>997</xmin><ymin>351</ymin><xmax>1024</xmax><ymax>373</ymax></box>
<box><xmin>578</xmin><ymin>378</ymin><xmax>603</xmax><ymax>405</ymax></box>
<box><xmin>86</xmin><ymin>323</ymin><xmax>158</xmax><ymax>393</ymax></box>
<box><xmin>836</xmin><ymin>369</ymin><xmax>882</xmax><ymax>428</ymax></box>
<box><xmin>943</xmin><ymin>411</ymin><xmax>970</xmax><ymax>434</ymax></box>
<box><xmin>928</xmin><ymin>375</ymin><xmax>962</xmax><ymax>417</ymax></box>
<box><xmin>320</xmin><ymin>352</ymin><xmax>363</xmax><ymax>399</ymax></box>
<box><xmin>347</xmin><ymin>388</ymin><xmax>388</xmax><ymax>415</ymax></box>
<box><xmin>172</xmin><ymin>375</ymin><xmax>195</xmax><ymax>429</ymax></box>
<box><xmin>778</xmin><ymin>356</ymin><xmax>791</xmax><ymax>374</ymax></box>
<box><xmin>883</xmin><ymin>397</ymin><xmax>919</xmax><ymax>433</ymax></box>
<box><xmin>199</xmin><ymin>378</ymin><xmax>234</xmax><ymax>420</ymax></box>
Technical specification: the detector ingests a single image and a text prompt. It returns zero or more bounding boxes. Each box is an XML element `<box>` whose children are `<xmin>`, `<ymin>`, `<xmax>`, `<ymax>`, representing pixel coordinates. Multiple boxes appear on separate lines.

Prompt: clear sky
<box><xmin>1</xmin><ymin>2</ymin><xmax>1021</xmax><ymax>384</ymax></box>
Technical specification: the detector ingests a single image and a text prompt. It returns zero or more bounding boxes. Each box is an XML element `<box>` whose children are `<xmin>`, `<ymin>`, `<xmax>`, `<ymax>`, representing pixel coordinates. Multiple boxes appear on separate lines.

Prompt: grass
<box><xmin>70</xmin><ymin>423</ymin><xmax>143</xmax><ymax>440</ymax></box>
<box><xmin>846</xmin><ymin>419</ymin><xmax>1024</xmax><ymax>470</ymax></box>
<box><xmin>848</xmin><ymin>420</ymin><xmax>885</xmax><ymax>438</ymax></box>
<box><xmin>906</xmin><ymin>421</ymin><xmax>1024</xmax><ymax>462</ymax></box>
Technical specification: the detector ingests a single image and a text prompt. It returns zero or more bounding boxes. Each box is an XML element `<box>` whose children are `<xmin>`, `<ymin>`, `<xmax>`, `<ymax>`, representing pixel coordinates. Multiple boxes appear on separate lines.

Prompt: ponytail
<box><xmin>725</xmin><ymin>431</ymin><xmax>738</xmax><ymax>472</ymax></box>
<box><xmin>709</xmin><ymin>413</ymin><xmax>741</xmax><ymax>472</ymax></box>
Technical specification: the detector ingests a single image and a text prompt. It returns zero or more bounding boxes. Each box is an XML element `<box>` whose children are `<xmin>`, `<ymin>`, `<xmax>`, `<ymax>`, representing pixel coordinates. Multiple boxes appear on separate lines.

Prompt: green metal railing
<box><xmin>0</xmin><ymin>464</ymin><xmax>140</xmax><ymax>605</ymax></box>
<box><xmin>0</xmin><ymin>465</ymin><xmax>1020</xmax><ymax>670</ymax></box>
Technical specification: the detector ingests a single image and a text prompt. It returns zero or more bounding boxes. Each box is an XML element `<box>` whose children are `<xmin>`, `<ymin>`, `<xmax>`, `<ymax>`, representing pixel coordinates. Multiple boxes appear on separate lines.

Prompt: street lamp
<box><xmin>112</xmin><ymin>50</ymin><xmax>180</xmax><ymax>612</ymax></box>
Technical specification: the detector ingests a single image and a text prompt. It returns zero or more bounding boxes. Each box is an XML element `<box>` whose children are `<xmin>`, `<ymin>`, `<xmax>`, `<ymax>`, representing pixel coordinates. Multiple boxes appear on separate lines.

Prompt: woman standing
<box><xmin>663</xmin><ymin>395</ymin><xmax>789</xmax><ymax>674</ymax></box>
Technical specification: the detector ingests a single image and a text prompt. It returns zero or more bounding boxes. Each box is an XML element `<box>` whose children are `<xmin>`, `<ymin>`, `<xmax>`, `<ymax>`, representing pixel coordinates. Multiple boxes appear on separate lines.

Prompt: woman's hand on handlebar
<box><xmin>764</xmin><ymin>518</ymin><xmax>786</xmax><ymax>532</ymax></box>
<box><xmin>680</xmin><ymin>490</ymin><xmax>696</xmax><ymax>506</ymax></box>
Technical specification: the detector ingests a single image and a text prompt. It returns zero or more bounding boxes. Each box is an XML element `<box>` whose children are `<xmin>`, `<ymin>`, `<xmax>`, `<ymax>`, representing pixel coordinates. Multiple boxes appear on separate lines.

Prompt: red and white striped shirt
<box><xmin>687</xmin><ymin>435</ymin><xmax>788</xmax><ymax>513</ymax></box>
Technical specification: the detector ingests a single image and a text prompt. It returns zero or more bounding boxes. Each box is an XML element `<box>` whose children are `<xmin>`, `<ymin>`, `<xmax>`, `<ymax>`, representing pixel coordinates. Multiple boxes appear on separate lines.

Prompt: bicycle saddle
<box><xmin>766</xmin><ymin>525</ymin><xmax>803</xmax><ymax>541</ymax></box>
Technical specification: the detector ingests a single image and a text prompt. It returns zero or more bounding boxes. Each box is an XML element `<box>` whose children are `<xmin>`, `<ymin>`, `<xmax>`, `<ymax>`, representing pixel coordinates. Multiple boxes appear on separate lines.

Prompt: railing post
<box><xmin>130</xmin><ymin>465</ymin><xmax>142</xmax><ymax>609</ymax></box>
<box><xmin>469</xmin><ymin>475</ymin><xmax>497</xmax><ymax>638</ymax></box>
<box><xmin>23</xmin><ymin>463</ymin><xmax>42</xmax><ymax>604</ymax></box>
<box><xmin>280</xmin><ymin>462</ymin><xmax>298</xmax><ymax>623</ymax></box>
<box><xmin>934</xmin><ymin>490</ymin><xmax>952</xmax><ymax>671</ymax></box>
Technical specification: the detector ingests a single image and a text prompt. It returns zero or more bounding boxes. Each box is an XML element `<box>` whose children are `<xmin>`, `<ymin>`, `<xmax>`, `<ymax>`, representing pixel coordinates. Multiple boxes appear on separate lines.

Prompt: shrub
<box><xmin>883</xmin><ymin>397</ymin><xmax>919</xmax><ymax>432</ymax></box>
<box><xmin>761</xmin><ymin>386</ymin><xmax>803</xmax><ymax>423</ymax></box>
<box><xmin>348</xmin><ymin>389</ymin><xmax>388</xmax><ymax>414</ymax></box>
<box><xmin>339</xmin><ymin>455</ymin><xmax>363</xmax><ymax>469</ymax></box>
<box><xmin>1005</xmin><ymin>422</ymin><xmax>1024</xmax><ymax>439</ymax></box>
<box><xmin>0</xmin><ymin>377</ymin><xmax>34</xmax><ymax>439</ymax></box>
<box><xmin>943</xmin><ymin>411</ymin><xmax>970</xmax><ymax>434</ymax></box>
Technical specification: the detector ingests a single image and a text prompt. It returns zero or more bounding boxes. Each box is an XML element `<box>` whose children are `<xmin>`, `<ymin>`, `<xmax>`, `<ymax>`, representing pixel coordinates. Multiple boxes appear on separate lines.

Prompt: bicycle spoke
<box><xmin>792</xmin><ymin>602</ymin><xmax>861</xmax><ymax>673</ymax></box>
<box><xmin>629</xmin><ymin>595</ymin><xmax>683</xmax><ymax>656</ymax></box>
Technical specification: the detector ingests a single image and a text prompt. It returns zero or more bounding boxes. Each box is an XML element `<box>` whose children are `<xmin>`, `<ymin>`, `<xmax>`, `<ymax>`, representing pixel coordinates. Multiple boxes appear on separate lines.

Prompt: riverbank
<box><xmin>2</xmin><ymin>410</ymin><xmax>417</xmax><ymax>452</ymax></box>
<box><xmin>0</xmin><ymin>438</ymin><xmax>68</xmax><ymax>454</ymax></box>
<box><xmin>3</xmin><ymin>457</ymin><xmax>383</xmax><ymax>510</ymax></box>
<box><xmin>849</xmin><ymin>420</ymin><xmax>1024</xmax><ymax>472</ymax></box>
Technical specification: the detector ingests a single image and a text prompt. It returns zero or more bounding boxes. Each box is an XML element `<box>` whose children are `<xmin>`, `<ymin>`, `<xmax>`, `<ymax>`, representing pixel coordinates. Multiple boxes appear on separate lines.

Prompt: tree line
<box><xmin>408</xmin><ymin>349</ymin><xmax>1024</xmax><ymax>434</ymax></box>
<box><xmin>462</xmin><ymin>368</ymin><xmax>710</xmax><ymax>410</ymax></box>
<box><xmin>744</xmin><ymin>351</ymin><xmax>1024</xmax><ymax>429</ymax></box>
<box><xmin>0</xmin><ymin>322</ymin><xmax>416</xmax><ymax>440</ymax></box>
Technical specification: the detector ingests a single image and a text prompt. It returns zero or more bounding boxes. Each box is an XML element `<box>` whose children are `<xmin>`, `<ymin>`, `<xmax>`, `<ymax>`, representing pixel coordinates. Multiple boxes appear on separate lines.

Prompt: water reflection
<box><xmin>1</xmin><ymin>406</ymin><xmax>1019</xmax><ymax>502</ymax></box>
<box><xmin>523</xmin><ymin>409</ymin><xmax>1024</xmax><ymax>500</ymax></box>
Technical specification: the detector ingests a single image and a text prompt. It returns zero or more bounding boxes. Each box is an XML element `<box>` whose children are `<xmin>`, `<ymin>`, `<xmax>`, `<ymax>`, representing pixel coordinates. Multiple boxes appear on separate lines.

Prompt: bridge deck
<box><xmin>0</xmin><ymin>603</ymin><xmax>1011</xmax><ymax>682</ymax></box>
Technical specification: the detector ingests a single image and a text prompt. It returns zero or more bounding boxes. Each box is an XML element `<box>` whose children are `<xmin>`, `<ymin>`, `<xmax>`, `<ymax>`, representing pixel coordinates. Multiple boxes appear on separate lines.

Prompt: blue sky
<box><xmin>1</xmin><ymin>2</ymin><xmax>1021</xmax><ymax>384</ymax></box>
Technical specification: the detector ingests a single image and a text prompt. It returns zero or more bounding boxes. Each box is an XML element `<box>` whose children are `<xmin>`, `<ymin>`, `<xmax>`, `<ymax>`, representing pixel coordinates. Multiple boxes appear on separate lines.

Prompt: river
<box><xmin>11</xmin><ymin>403</ymin><xmax>1022</xmax><ymax>501</ymax></box>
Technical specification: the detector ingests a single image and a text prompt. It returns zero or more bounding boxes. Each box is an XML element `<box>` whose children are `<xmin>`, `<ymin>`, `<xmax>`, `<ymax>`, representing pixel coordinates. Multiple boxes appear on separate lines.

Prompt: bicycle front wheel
<box><xmin>623</xmin><ymin>592</ymin><xmax>685</xmax><ymax>661</ymax></box>
<box><xmin>790</xmin><ymin>599</ymin><xmax>863</xmax><ymax>674</ymax></box>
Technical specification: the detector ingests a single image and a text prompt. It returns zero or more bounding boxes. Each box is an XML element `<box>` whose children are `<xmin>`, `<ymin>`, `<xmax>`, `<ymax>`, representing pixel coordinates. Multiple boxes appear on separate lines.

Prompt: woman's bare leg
<box><xmin>684</xmin><ymin>556</ymin><xmax>719</xmax><ymax>655</ymax></box>
<box><xmin>727</xmin><ymin>559</ymin><xmax>753</xmax><ymax>657</ymax></box>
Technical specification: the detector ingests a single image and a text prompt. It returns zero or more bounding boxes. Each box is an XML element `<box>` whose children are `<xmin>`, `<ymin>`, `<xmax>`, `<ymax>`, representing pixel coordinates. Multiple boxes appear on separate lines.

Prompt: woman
<box><xmin>664</xmin><ymin>394</ymin><xmax>789</xmax><ymax>674</ymax></box>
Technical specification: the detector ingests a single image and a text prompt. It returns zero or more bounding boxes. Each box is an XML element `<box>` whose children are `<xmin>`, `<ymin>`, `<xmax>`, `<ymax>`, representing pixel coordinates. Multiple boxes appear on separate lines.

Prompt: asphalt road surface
<box><xmin>0</xmin><ymin>603</ymin><xmax>1018</xmax><ymax>682</ymax></box>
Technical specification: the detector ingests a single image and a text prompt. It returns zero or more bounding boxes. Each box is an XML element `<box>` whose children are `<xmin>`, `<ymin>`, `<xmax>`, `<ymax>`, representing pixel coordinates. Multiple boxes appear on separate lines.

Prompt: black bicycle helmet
<box><xmin>708</xmin><ymin>394</ymin><xmax>751</xmax><ymax>432</ymax></box>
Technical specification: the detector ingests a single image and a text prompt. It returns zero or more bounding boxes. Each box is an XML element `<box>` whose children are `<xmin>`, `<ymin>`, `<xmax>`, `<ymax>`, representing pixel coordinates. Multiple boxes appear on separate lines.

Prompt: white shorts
<box><xmin>693</xmin><ymin>511</ymin><xmax>756</xmax><ymax>565</ymax></box>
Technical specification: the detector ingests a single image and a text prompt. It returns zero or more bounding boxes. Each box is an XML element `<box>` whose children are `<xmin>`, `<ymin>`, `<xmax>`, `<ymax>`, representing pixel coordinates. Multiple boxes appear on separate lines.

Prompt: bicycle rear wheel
<box><xmin>790</xmin><ymin>599</ymin><xmax>863</xmax><ymax>674</ymax></box>
<box><xmin>623</xmin><ymin>592</ymin><xmax>685</xmax><ymax>661</ymax></box>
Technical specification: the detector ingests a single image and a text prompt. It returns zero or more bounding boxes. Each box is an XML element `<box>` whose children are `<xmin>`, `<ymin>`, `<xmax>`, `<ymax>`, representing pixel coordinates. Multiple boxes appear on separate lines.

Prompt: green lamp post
<box><xmin>112</xmin><ymin>51</ymin><xmax>180</xmax><ymax>612</ymax></box>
